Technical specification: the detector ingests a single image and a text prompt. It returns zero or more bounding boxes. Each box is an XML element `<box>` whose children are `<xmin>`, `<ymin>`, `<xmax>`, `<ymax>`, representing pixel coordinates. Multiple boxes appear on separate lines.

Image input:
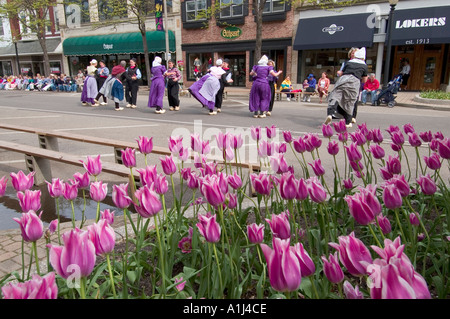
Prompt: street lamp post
<box><xmin>383</xmin><ymin>0</ymin><xmax>399</xmax><ymax>88</ymax></box>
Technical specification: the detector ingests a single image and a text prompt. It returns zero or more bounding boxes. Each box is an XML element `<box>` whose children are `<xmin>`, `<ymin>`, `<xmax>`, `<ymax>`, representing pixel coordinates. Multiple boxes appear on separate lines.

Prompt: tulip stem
<box><xmin>80</xmin><ymin>189</ymin><xmax>87</xmax><ymax>229</ymax></box>
<box><xmin>393</xmin><ymin>208</ymin><xmax>407</xmax><ymax>243</ymax></box>
<box><xmin>212</xmin><ymin>243</ymin><xmax>224</xmax><ymax>297</ymax></box>
<box><xmin>71</xmin><ymin>200</ymin><xmax>76</xmax><ymax>228</ymax></box>
<box><xmin>309</xmin><ymin>276</ymin><xmax>320</xmax><ymax>299</ymax></box>
<box><xmin>96</xmin><ymin>201</ymin><xmax>101</xmax><ymax>223</ymax></box>
<box><xmin>79</xmin><ymin>277</ymin><xmax>87</xmax><ymax>299</ymax></box>
<box><xmin>368</xmin><ymin>223</ymin><xmax>382</xmax><ymax>247</ymax></box>
<box><xmin>56</xmin><ymin>197</ymin><xmax>61</xmax><ymax>245</ymax></box>
<box><xmin>154</xmin><ymin>215</ymin><xmax>166</xmax><ymax>299</ymax></box>
<box><xmin>106</xmin><ymin>254</ymin><xmax>117</xmax><ymax>298</ymax></box>
<box><xmin>32</xmin><ymin>241</ymin><xmax>40</xmax><ymax>275</ymax></box>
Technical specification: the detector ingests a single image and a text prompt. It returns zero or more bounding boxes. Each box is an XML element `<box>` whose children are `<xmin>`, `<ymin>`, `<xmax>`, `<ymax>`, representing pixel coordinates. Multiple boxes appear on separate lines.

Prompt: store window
<box><xmin>0</xmin><ymin>17</ymin><xmax>4</xmax><ymax>36</ymax></box>
<box><xmin>50</xmin><ymin>61</ymin><xmax>62</xmax><ymax>75</ymax></box>
<box><xmin>186</xmin><ymin>52</ymin><xmax>213</xmax><ymax>80</ymax></box>
<box><xmin>186</xmin><ymin>0</ymin><xmax>207</xmax><ymax>21</ymax></box>
<box><xmin>98</xmin><ymin>0</ymin><xmax>128</xmax><ymax>21</ymax></box>
<box><xmin>220</xmin><ymin>0</ymin><xmax>244</xmax><ymax>18</ymax></box>
<box><xmin>0</xmin><ymin>61</ymin><xmax>13</xmax><ymax>77</ymax></box>
<box><xmin>65</xmin><ymin>0</ymin><xmax>90</xmax><ymax>26</ymax></box>
<box><xmin>263</xmin><ymin>0</ymin><xmax>284</xmax><ymax>13</ymax></box>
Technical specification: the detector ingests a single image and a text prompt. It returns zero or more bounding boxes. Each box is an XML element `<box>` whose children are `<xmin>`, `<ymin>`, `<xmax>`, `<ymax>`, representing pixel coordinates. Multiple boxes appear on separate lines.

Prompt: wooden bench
<box><xmin>275</xmin><ymin>91</ymin><xmax>302</xmax><ymax>102</ymax></box>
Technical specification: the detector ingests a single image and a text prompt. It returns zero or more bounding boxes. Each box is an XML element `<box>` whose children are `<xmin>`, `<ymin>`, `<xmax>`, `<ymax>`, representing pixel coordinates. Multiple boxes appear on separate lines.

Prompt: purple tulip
<box><xmin>386</xmin><ymin>155</ymin><xmax>402</xmax><ymax>175</ymax></box>
<box><xmin>266</xmin><ymin>125</ymin><xmax>277</xmax><ymax>139</ymax></box>
<box><xmin>178</xmin><ymin>228</ymin><xmax>193</xmax><ymax>254</ymax></box>
<box><xmin>343</xmin><ymin>281</ymin><xmax>364</xmax><ymax>299</ymax></box>
<box><xmin>200</xmin><ymin>176</ymin><xmax>225</xmax><ymax>208</ymax></box>
<box><xmin>437</xmin><ymin>138</ymin><xmax>450</xmax><ymax>159</ymax></box>
<box><xmin>344</xmin><ymin>143</ymin><xmax>362</xmax><ymax>163</ymax></box>
<box><xmin>327</xmin><ymin>140</ymin><xmax>339</xmax><ymax>156</ymax></box>
<box><xmin>72</xmin><ymin>172</ymin><xmax>90</xmax><ymax>189</ymax></box>
<box><xmin>90</xmin><ymin>181</ymin><xmax>107</xmax><ymax>202</ymax></box>
<box><xmin>227</xmin><ymin>171</ymin><xmax>242</xmax><ymax>190</ymax></box>
<box><xmin>136</xmin><ymin>165</ymin><xmax>157</xmax><ymax>186</ymax></box>
<box><xmin>391</xmin><ymin>131</ymin><xmax>405</xmax><ymax>146</ymax></box>
<box><xmin>291</xmin><ymin>243</ymin><xmax>315</xmax><ymax>277</ymax></box>
<box><xmin>17</xmin><ymin>189</ymin><xmax>41</xmax><ymax>213</ymax></box>
<box><xmin>296</xmin><ymin>178</ymin><xmax>309</xmax><ymax>201</ymax></box>
<box><xmin>409</xmin><ymin>212</ymin><xmax>420</xmax><ymax>227</ymax></box>
<box><xmin>329</xmin><ymin>232</ymin><xmax>373</xmax><ymax>276</ymax></box>
<box><xmin>48</xmin><ymin>228</ymin><xmax>96</xmax><ymax>279</ymax></box>
<box><xmin>424</xmin><ymin>153</ymin><xmax>441</xmax><ymax>170</ymax></box>
<box><xmin>292</xmin><ymin>137</ymin><xmax>306</xmax><ymax>153</ymax></box>
<box><xmin>279</xmin><ymin>172</ymin><xmax>298</xmax><ymax>200</ymax></box>
<box><xmin>403</xmin><ymin>123</ymin><xmax>415</xmax><ymax>134</ymax></box>
<box><xmin>269</xmin><ymin>153</ymin><xmax>289</xmax><ymax>174</ymax></box>
<box><xmin>282</xmin><ymin>130</ymin><xmax>293</xmax><ymax>143</ymax></box>
<box><xmin>407</xmin><ymin>132</ymin><xmax>422</xmax><ymax>147</ymax></box>
<box><xmin>306</xmin><ymin>177</ymin><xmax>327</xmax><ymax>203</ymax></box>
<box><xmin>14</xmin><ymin>210</ymin><xmax>43</xmax><ymax>242</ymax></box>
<box><xmin>134</xmin><ymin>185</ymin><xmax>162</xmax><ymax>218</ymax></box>
<box><xmin>81</xmin><ymin>155</ymin><xmax>102</xmax><ymax>177</ymax></box>
<box><xmin>322</xmin><ymin>252</ymin><xmax>344</xmax><ymax>283</ymax></box>
<box><xmin>379</xmin><ymin>166</ymin><xmax>394</xmax><ymax>181</ymax></box>
<box><xmin>168</xmin><ymin>135</ymin><xmax>183</xmax><ymax>154</ymax></box>
<box><xmin>345</xmin><ymin>185</ymin><xmax>381</xmax><ymax>225</ymax></box>
<box><xmin>260</xmin><ymin>237</ymin><xmax>302</xmax><ymax>292</ymax></box>
<box><xmin>62</xmin><ymin>182</ymin><xmax>78</xmax><ymax>201</ymax></box>
<box><xmin>387</xmin><ymin>175</ymin><xmax>411</xmax><ymax>198</ymax></box>
<box><xmin>196</xmin><ymin>212</ymin><xmax>221</xmax><ymax>243</ymax></box>
<box><xmin>250</xmin><ymin>126</ymin><xmax>261</xmax><ymax>141</ymax></box>
<box><xmin>386</xmin><ymin>125</ymin><xmax>400</xmax><ymax>136</ymax></box>
<box><xmin>350</xmin><ymin>130</ymin><xmax>367</xmax><ymax>146</ymax></box>
<box><xmin>10</xmin><ymin>170</ymin><xmax>35</xmax><ymax>192</ymax></box>
<box><xmin>136</xmin><ymin>136</ymin><xmax>153</xmax><ymax>155</ymax></box>
<box><xmin>88</xmin><ymin>219</ymin><xmax>116</xmax><ymax>256</ymax></box>
<box><xmin>190</xmin><ymin>133</ymin><xmax>202</xmax><ymax>153</ymax></box>
<box><xmin>382</xmin><ymin>183</ymin><xmax>403</xmax><ymax>209</ymax></box>
<box><xmin>154</xmin><ymin>173</ymin><xmax>169</xmax><ymax>195</ymax></box>
<box><xmin>121</xmin><ymin>147</ymin><xmax>136</xmax><ymax>168</ymax></box>
<box><xmin>368</xmin><ymin>144</ymin><xmax>385</xmax><ymax>160</ymax></box>
<box><xmin>112</xmin><ymin>183</ymin><xmax>133</xmax><ymax>209</ymax></box>
<box><xmin>265</xmin><ymin>211</ymin><xmax>291</xmax><ymax>240</ymax></box>
<box><xmin>343</xmin><ymin>179</ymin><xmax>353</xmax><ymax>190</ymax></box>
<box><xmin>416</xmin><ymin>174</ymin><xmax>437</xmax><ymax>195</ymax></box>
<box><xmin>48</xmin><ymin>219</ymin><xmax>58</xmax><ymax>235</ymax></box>
<box><xmin>419</xmin><ymin>130</ymin><xmax>433</xmax><ymax>143</ymax></box>
<box><xmin>304</xmin><ymin>133</ymin><xmax>322</xmax><ymax>151</ymax></box>
<box><xmin>215</xmin><ymin>132</ymin><xmax>231</xmax><ymax>151</ymax></box>
<box><xmin>0</xmin><ymin>176</ymin><xmax>7</xmax><ymax>196</ymax></box>
<box><xmin>333</xmin><ymin>119</ymin><xmax>347</xmax><ymax>134</ymax></box>
<box><xmin>1</xmin><ymin>272</ymin><xmax>58</xmax><ymax>299</ymax></box>
<box><xmin>250</xmin><ymin>173</ymin><xmax>273</xmax><ymax>196</ymax></box>
<box><xmin>100</xmin><ymin>209</ymin><xmax>115</xmax><ymax>225</ymax></box>
<box><xmin>46</xmin><ymin>178</ymin><xmax>64</xmax><ymax>198</ymax></box>
<box><xmin>322</xmin><ymin>124</ymin><xmax>334</xmax><ymax>138</ymax></box>
<box><xmin>247</xmin><ymin>223</ymin><xmax>265</xmax><ymax>244</ymax></box>
<box><xmin>377</xmin><ymin>214</ymin><xmax>392</xmax><ymax>235</ymax></box>
<box><xmin>160</xmin><ymin>155</ymin><xmax>177</xmax><ymax>175</ymax></box>
<box><xmin>309</xmin><ymin>158</ymin><xmax>326</xmax><ymax>176</ymax></box>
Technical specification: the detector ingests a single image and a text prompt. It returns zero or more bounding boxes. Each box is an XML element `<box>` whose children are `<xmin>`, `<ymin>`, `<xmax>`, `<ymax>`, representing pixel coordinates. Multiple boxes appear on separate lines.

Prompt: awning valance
<box><xmin>62</xmin><ymin>30</ymin><xmax>175</xmax><ymax>56</ymax></box>
<box><xmin>389</xmin><ymin>6</ymin><xmax>450</xmax><ymax>46</ymax></box>
<box><xmin>293</xmin><ymin>13</ymin><xmax>374</xmax><ymax>51</ymax></box>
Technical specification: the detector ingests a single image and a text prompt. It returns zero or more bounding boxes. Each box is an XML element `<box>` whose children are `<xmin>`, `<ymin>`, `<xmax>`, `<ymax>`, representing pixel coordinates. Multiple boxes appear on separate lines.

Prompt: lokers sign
<box><xmin>221</xmin><ymin>26</ymin><xmax>242</xmax><ymax>39</ymax></box>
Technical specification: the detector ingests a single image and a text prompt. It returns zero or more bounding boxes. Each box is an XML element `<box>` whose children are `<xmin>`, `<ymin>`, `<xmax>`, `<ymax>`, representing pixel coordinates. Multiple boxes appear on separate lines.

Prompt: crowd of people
<box><xmin>0</xmin><ymin>73</ymin><xmax>83</xmax><ymax>92</ymax></box>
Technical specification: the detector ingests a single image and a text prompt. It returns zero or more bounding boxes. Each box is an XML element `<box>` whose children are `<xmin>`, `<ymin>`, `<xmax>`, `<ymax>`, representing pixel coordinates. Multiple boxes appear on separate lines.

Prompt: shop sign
<box><xmin>322</xmin><ymin>24</ymin><xmax>344</xmax><ymax>35</ymax></box>
<box><xmin>103</xmin><ymin>43</ymin><xmax>114</xmax><ymax>50</ymax></box>
<box><xmin>221</xmin><ymin>26</ymin><xmax>242</xmax><ymax>39</ymax></box>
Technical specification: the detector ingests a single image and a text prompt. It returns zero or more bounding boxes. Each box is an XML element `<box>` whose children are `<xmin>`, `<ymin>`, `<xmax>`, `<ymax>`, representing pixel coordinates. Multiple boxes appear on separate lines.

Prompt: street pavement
<box><xmin>0</xmin><ymin>87</ymin><xmax>449</xmax><ymax>279</ymax></box>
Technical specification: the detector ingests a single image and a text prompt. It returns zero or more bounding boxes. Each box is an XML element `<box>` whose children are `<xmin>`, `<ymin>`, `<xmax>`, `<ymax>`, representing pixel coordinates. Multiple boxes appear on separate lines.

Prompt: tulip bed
<box><xmin>0</xmin><ymin>120</ymin><xmax>449</xmax><ymax>299</ymax></box>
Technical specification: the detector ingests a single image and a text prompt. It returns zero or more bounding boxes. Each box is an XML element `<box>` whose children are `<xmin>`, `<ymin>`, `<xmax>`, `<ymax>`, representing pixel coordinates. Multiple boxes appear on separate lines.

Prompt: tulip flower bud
<box><xmin>1</xmin><ymin>272</ymin><xmax>58</xmax><ymax>299</ymax></box>
<box><xmin>322</xmin><ymin>252</ymin><xmax>344</xmax><ymax>283</ymax></box>
<box><xmin>63</xmin><ymin>182</ymin><xmax>78</xmax><ymax>201</ymax></box>
<box><xmin>306</xmin><ymin>177</ymin><xmax>327</xmax><ymax>203</ymax></box>
<box><xmin>136</xmin><ymin>165</ymin><xmax>157</xmax><ymax>186</ymax></box>
<box><xmin>121</xmin><ymin>147</ymin><xmax>136</xmax><ymax>168</ymax></box>
<box><xmin>160</xmin><ymin>155</ymin><xmax>177</xmax><ymax>175</ymax></box>
<box><xmin>88</xmin><ymin>219</ymin><xmax>116</xmax><ymax>256</ymax></box>
<box><xmin>409</xmin><ymin>212</ymin><xmax>420</xmax><ymax>227</ymax></box>
<box><xmin>437</xmin><ymin>138</ymin><xmax>450</xmax><ymax>159</ymax></box>
<box><xmin>416</xmin><ymin>174</ymin><xmax>437</xmax><ymax>195</ymax></box>
<box><xmin>81</xmin><ymin>155</ymin><xmax>102</xmax><ymax>177</ymax></box>
<box><xmin>382</xmin><ymin>184</ymin><xmax>403</xmax><ymax>209</ymax></box>
<box><xmin>90</xmin><ymin>181</ymin><xmax>108</xmax><ymax>202</ymax></box>
<box><xmin>282</xmin><ymin>130</ymin><xmax>293</xmax><ymax>143</ymax></box>
<box><xmin>343</xmin><ymin>281</ymin><xmax>364</xmax><ymax>299</ymax></box>
<box><xmin>134</xmin><ymin>185</ymin><xmax>162</xmax><ymax>218</ymax></box>
<box><xmin>327</xmin><ymin>140</ymin><xmax>339</xmax><ymax>156</ymax></box>
<box><xmin>322</xmin><ymin>124</ymin><xmax>334</xmax><ymax>138</ymax></box>
<box><xmin>112</xmin><ymin>183</ymin><xmax>133</xmax><ymax>209</ymax></box>
<box><xmin>424</xmin><ymin>153</ymin><xmax>441</xmax><ymax>171</ymax></box>
<box><xmin>0</xmin><ymin>176</ymin><xmax>7</xmax><ymax>197</ymax></box>
<box><xmin>291</xmin><ymin>243</ymin><xmax>315</xmax><ymax>277</ymax></box>
<box><xmin>309</xmin><ymin>158</ymin><xmax>326</xmax><ymax>176</ymax></box>
<box><xmin>46</xmin><ymin>178</ymin><xmax>64</xmax><ymax>198</ymax></box>
<box><xmin>279</xmin><ymin>172</ymin><xmax>298</xmax><ymax>200</ymax></box>
<box><xmin>247</xmin><ymin>223</ymin><xmax>265</xmax><ymax>244</ymax></box>
<box><xmin>14</xmin><ymin>210</ymin><xmax>44</xmax><ymax>242</ymax></box>
<box><xmin>10</xmin><ymin>171</ymin><xmax>35</xmax><ymax>192</ymax></box>
<box><xmin>377</xmin><ymin>215</ymin><xmax>392</xmax><ymax>235</ymax></box>
<box><xmin>100</xmin><ymin>209</ymin><xmax>115</xmax><ymax>225</ymax></box>
<box><xmin>265</xmin><ymin>211</ymin><xmax>291</xmax><ymax>240</ymax></box>
<box><xmin>72</xmin><ymin>172</ymin><xmax>90</xmax><ymax>189</ymax></box>
<box><xmin>196</xmin><ymin>213</ymin><xmax>221</xmax><ymax>243</ymax></box>
<box><xmin>266</xmin><ymin>125</ymin><xmax>277</xmax><ymax>139</ymax></box>
<box><xmin>17</xmin><ymin>189</ymin><xmax>41</xmax><ymax>213</ymax></box>
<box><xmin>136</xmin><ymin>136</ymin><xmax>153</xmax><ymax>155</ymax></box>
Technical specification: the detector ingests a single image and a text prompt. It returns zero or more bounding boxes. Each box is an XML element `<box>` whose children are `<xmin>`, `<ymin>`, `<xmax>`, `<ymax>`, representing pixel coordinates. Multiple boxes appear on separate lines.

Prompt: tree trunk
<box><xmin>253</xmin><ymin>0</ymin><xmax>266</xmax><ymax>64</ymax></box>
<box><xmin>139</xmin><ymin>20</ymin><xmax>151</xmax><ymax>88</ymax></box>
<box><xmin>37</xmin><ymin>32</ymin><xmax>51</xmax><ymax>76</ymax></box>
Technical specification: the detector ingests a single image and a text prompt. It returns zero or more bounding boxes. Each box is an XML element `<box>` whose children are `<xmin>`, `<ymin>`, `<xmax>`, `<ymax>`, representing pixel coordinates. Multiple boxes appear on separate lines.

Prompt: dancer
<box><xmin>267</xmin><ymin>59</ymin><xmax>278</xmax><ymax>116</ymax></box>
<box><xmin>249</xmin><ymin>55</ymin><xmax>282</xmax><ymax>118</ymax></box>
<box><xmin>81</xmin><ymin>59</ymin><xmax>98</xmax><ymax>107</ymax></box>
<box><xmin>215</xmin><ymin>58</ymin><xmax>233</xmax><ymax>113</ymax></box>
<box><xmin>325</xmin><ymin>47</ymin><xmax>368</xmax><ymax>128</ymax></box>
<box><xmin>147</xmin><ymin>56</ymin><xmax>167</xmax><ymax>114</ymax></box>
<box><xmin>164</xmin><ymin>59</ymin><xmax>181</xmax><ymax>111</ymax></box>
<box><xmin>95</xmin><ymin>60</ymin><xmax>109</xmax><ymax>105</ymax></box>
<box><xmin>108</xmin><ymin>65</ymin><xmax>127</xmax><ymax>111</ymax></box>
<box><xmin>125</xmin><ymin>58</ymin><xmax>141</xmax><ymax>109</ymax></box>
<box><xmin>188</xmin><ymin>58</ymin><xmax>226</xmax><ymax>115</ymax></box>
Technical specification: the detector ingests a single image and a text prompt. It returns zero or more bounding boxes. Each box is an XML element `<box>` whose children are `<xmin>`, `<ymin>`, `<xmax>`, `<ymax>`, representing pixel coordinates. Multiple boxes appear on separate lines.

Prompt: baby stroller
<box><xmin>374</xmin><ymin>74</ymin><xmax>402</xmax><ymax>108</ymax></box>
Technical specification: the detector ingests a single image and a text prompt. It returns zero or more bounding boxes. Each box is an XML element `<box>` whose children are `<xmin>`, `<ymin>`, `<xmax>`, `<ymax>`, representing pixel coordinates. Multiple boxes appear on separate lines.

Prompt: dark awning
<box><xmin>0</xmin><ymin>38</ymin><xmax>61</xmax><ymax>57</ymax></box>
<box><xmin>389</xmin><ymin>6</ymin><xmax>450</xmax><ymax>45</ymax></box>
<box><xmin>293</xmin><ymin>13</ymin><xmax>374</xmax><ymax>50</ymax></box>
<box><xmin>63</xmin><ymin>31</ymin><xmax>175</xmax><ymax>56</ymax></box>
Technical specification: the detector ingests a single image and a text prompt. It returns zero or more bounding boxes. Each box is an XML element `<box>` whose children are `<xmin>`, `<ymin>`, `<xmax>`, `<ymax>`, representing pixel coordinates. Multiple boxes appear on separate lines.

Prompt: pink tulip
<box><xmin>17</xmin><ymin>189</ymin><xmax>41</xmax><ymax>213</ymax></box>
<box><xmin>296</xmin><ymin>178</ymin><xmax>309</xmax><ymax>201</ymax></box>
<box><xmin>0</xmin><ymin>176</ymin><xmax>7</xmax><ymax>196</ymax></box>
<box><xmin>227</xmin><ymin>171</ymin><xmax>242</xmax><ymax>190</ymax></box>
<box><xmin>437</xmin><ymin>138</ymin><xmax>450</xmax><ymax>159</ymax></box>
<box><xmin>291</xmin><ymin>243</ymin><xmax>315</xmax><ymax>277</ymax></box>
<box><xmin>46</xmin><ymin>178</ymin><xmax>64</xmax><ymax>198</ymax></box>
<box><xmin>250</xmin><ymin>172</ymin><xmax>273</xmax><ymax>196</ymax></box>
<box><xmin>306</xmin><ymin>177</ymin><xmax>327</xmax><ymax>203</ymax></box>
<box><xmin>345</xmin><ymin>185</ymin><xmax>381</xmax><ymax>225</ymax></box>
<box><xmin>112</xmin><ymin>183</ymin><xmax>133</xmax><ymax>209</ymax></box>
<box><xmin>379</xmin><ymin>167</ymin><xmax>394</xmax><ymax>181</ymax></box>
<box><xmin>269</xmin><ymin>153</ymin><xmax>289</xmax><ymax>174</ymax></box>
<box><xmin>10</xmin><ymin>170</ymin><xmax>35</xmax><ymax>192</ymax></box>
<box><xmin>419</xmin><ymin>131</ymin><xmax>433</xmax><ymax>143</ymax></box>
<box><xmin>424</xmin><ymin>152</ymin><xmax>441</xmax><ymax>170</ymax></box>
<box><xmin>48</xmin><ymin>228</ymin><xmax>96</xmax><ymax>279</ymax></box>
<box><xmin>279</xmin><ymin>172</ymin><xmax>297</xmax><ymax>200</ymax></box>
<box><xmin>134</xmin><ymin>185</ymin><xmax>162</xmax><ymax>218</ymax></box>
<box><xmin>136</xmin><ymin>165</ymin><xmax>158</xmax><ymax>186</ymax></box>
<box><xmin>282</xmin><ymin>131</ymin><xmax>293</xmax><ymax>143</ymax></box>
<box><xmin>343</xmin><ymin>280</ymin><xmax>364</xmax><ymax>299</ymax></box>
<box><xmin>391</xmin><ymin>131</ymin><xmax>405</xmax><ymax>146</ymax></box>
<box><xmin>178</xmin><ymin>227</ymin><xmax>193</xmax><ymax>253</ymax></box>
<box><xmin>250</xmin><ymin>126</ymin><xmax>261</xmax><ymax>141</ymax></box>
<box><xmin>160</xmin><ymin>155</ymin><xmax>177</xmax><ymax>175</ymax></box>
<box><xmin>154</xmin><ymin>173</ymin><xmax>169</xmax><ymax>195</ymax></box>
<box><xmin>121</xmin><ymin>147</ymin><xmax>136</xmax><ymax>168</ymax></box>
<box><xmin>403</xmin><ymin>123</ymin><xmax>415</xmax><ymax>134</ymax></box>
<box><xmin>329</xmin><ymin>232</ymin><xmax>373</xmax><ymax>276</ymax></box>
<box><xmin>260</xmin><ymin>237</ymin><xmax>302</xmax><ymax>292</ymax></box>
<box><xmin>13</xmin><ymin>210</ymin><xmax>43</xmax><ymax>242</ymax></box>
<box><xmin>168</xmin><ymin>135</ymin><xmax>183</xmax><ymax>154</ymax></box>
<box><xmin>371</xmin><ymin>128</ymin><xmax>384</xmax><ymax>144</ymax></box>
<box><xmin>258</xmin><ymin>140</ymin><xmax>273</xmax><ymax>158</ymax></box>
<box><xmin>88</xmin><ymin>219</ymin><xmax>116</xmax><ymax>256</ymax></box>
<box><xmin>100</xmin><ymin>209</ymin><xmax>115</xmax><ymax>225</ymax></box>
<box><xmin>382</xmin><ymin>183</ymin><xmax>403</xmax><ymax>209</ymax></box>
<box><xmin>304</xmin><ymin>133</ymin><xmax>322</xmax><ymax>151</ymax></box>
<box><xmin>408</xmin><ymin>132</ymin><xmax>422</xmax><ymax>147</ymax></box>
<box><xmin>200</xmin><ymin>176</ymin><xmax>225</xmax><ymax>208</ymax></box>
<box><xmin>343</xmin><ymin>179</ymin><xmax>353</xmax><ymax>190</ymax></box>
<box><xmin>322</xmin><ymin>124</ymin><xmax>334</xmax><ymax>138</ymax></box>
<box><xmin>175</xmin><ymin>277</ymin><xmax>186</xmax><ymax>292</ymax></box>
<box><xmin>72</xmin><ymin>172</ymin><xmax>90</xmax><ymax>189</ymax></box>
<box><xmin>265</xmin><ymin>211</ymin><xmax>291</xmax><ymax>240</ymax></box>
<box><xmin>350</xmin><ymin>130</ymin><xmax>367</xmax><ymax>146</ymax></box>
<box><xmin>327</xmin><ymin>140</ymin><xmax>339</xmax><ymax>156</ymax></box>
<box><xmin>292</xmin><ymin>137</ymin><xmax>306</xmax><ymax>153</ymax></box>
<box><xmin>215</xmin><ymin>132</ymin><xmax>230</xmax><ymax>151</ymax></box>
<box><xmin>386</xmin><ymin>174</ymin><xmax>411</xmax><ymax>198</ymax></box>
<box><xmin>368</xmin><ymin>144</ymin><xmax>385</xmax><ymax>160</ymax></box>
<box><xmin>90</xmin><ymin>181</ymin><xmax>108</xmax><ymax>202</ymax></box>
<box><xmin>136</xmin><ymin>136</ymin><xmax>153</xmax><ymax>155</ymax></box>
<box><xmin>344</xmin><ymin>143</ymin><xmax>362</xmax><ymax>163</ymax></box>
<box><xmin>48</xmin><ymin>219</ymin><xmax>58</xmax><ymax>234</ymax></box>
<box><xmin>81</xmin><ymin>155</ymin><xmax>102</xmax><ymax>177</ymax></box>
<box><xmin>322</xmin><ymin>252</ymin><xmax>344</xmax><ymax>283</ymax></box>
<box><xmin>386</xmin><ymin>155</ymin><xmax>402</xmax><ymax>175</ymax></box>
<box><xmin>1</xmin><ymin>272</ymin><xmax>57</xmax><ymax>299</ymax></box>
<box><xmin>196</xmin><ymin>212</ymin><xmax>221</xmax><ymax>243</ymax></box>
<box><xmin>409</xmin><ymin>212</ymin><xmax>420</xmax><ymax>227</ymax></box>
<box><xmin>63</xmin><ymin>182</ymin><xmax>78</xmax><ymax>201</ymax></box>
<box><xmin>191</xmin><ymin>133</ymin><xmax>202</xmax><ymax>153</ymax></box>
<box><xmin>333</xmin><ymin>119</ymin><xmax>347</xmax><ymax>133</ymax></box>
<box><xmin>377</xmin><ymin>215</ymin><xmax>392</xmax><ymax>234</ymax></box>
<box><xmin>338</xmin><ymin>132</ymin><xmax>348</xmax><ymax>143</ymax></box>
<box><xmin>247</xmin><ymin>223</ymin><xmax>265</xmax><ymax>244</ymax></box>
<box><xmin>266</xmin><ymin>125</ymin><xmax>277</xmax><ymax>139</ymax></box>
<box><xmin>416</xmin><ymin>174</ymin><xmax>437</xmax><ymax>195</ymax></box>
<box><xmin>309</xmin><ymin>158</ymin><xmax>326</xmax><ymax>176</ymax></box>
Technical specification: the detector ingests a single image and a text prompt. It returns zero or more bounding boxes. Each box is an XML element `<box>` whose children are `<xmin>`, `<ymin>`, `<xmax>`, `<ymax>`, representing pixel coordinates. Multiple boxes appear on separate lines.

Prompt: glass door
<box><xmin>224</xmin><ymin>54</ymin><xmax>246</xmax><ymax>87</ymax></box>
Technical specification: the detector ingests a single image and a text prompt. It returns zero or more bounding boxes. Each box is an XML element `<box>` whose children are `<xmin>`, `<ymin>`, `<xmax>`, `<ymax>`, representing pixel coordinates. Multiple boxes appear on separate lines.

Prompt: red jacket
<box><xmin>364</xmin><ymin>78</ymin><xmax>380</xmax><ymax>91</ymax></box>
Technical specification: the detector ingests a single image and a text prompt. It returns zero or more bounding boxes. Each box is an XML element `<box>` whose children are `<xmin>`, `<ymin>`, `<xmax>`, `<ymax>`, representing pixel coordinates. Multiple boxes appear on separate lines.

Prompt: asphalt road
<box><xmin>0</xmin><ymin>89</ymin><xmax>449</xmax><ymax>230</ymax></box>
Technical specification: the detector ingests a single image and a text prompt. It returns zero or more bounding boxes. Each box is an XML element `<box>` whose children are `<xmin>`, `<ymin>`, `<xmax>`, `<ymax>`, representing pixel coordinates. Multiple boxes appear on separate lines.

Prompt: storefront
<box><xmin>293</xmin><ymin>12</ymin><xmax>377</xmax><ymax>84</ymax></box>
<box><xmin>387</xmin><ymin>6</ymin><xmax>450</xmax><ymax>91</ymax></box>
<box><xmin>62</xmin><ymin>30</ymin><xmax>176</xmax><ymax>85</ymax></box>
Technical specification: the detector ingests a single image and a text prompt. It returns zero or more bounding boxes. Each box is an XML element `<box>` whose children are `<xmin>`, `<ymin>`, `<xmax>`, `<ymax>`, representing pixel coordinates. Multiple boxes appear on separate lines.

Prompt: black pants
<box><xmin>167</xmin><ymin>79</ymin><xmax>180</xmax><ymax>107</ymax></box>
<box><xmin>126</xmin><ymin>81</ymin><xmax>139</xmax><ymax>105</ymax></box>
<box><xmin>215</xmin><ymin>81</ymin><xmax>225</xmax><ymax>109</ymax></box>
<box><xmin>327</xmin><ymin>101</ymin><xmax>352</xmax><ymax>125</ymax></box>
<box><xmin>269</xmin><ymin>81</ymin><xmax>275</xmax><ymax>111</ymax></box>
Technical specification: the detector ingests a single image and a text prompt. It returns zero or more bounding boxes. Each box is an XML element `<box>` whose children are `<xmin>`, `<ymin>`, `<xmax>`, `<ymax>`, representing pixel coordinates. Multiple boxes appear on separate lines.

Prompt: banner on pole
<box><xmin>156</xmin><ymin>0</ymin><xmax>164</xmax><ymax>31</ymax></box>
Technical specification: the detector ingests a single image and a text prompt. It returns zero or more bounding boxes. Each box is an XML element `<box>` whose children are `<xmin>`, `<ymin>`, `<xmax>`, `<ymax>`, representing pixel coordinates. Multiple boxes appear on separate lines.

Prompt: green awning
<box><xmin>63</xmin><ymin>30</ymin><xmax>175</xmax><ymax>56</ymax></box>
